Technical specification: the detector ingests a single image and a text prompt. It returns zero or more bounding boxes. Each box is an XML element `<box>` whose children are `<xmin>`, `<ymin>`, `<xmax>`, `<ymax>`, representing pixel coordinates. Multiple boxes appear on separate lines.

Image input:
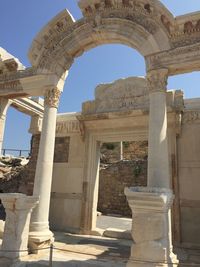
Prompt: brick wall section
<box><xmin>98</xmin><ymin>160</ymin><xmax>147</xmax><ymax>217</ymax></box>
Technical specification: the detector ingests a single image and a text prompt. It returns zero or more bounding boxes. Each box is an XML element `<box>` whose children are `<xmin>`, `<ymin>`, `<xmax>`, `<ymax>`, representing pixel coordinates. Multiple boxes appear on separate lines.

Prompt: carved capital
<box><xmin>44</xmin><ymin>88</ymin><xmax>61</xmax><ymax>108</ymax></box>
<box><xmin>147</xmin><ymin>69</ymin><xmax>168</xmax><ymax>93</ymax></box>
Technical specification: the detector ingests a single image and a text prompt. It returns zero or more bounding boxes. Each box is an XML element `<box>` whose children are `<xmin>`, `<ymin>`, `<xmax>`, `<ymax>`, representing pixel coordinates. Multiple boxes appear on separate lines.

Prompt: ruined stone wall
<box><xmin>0</xmin><ymin>134</ymin><xmax>40</xmax><ymax>196</ymax></box>
<box><xmin>98</xmin><ymin>160</ymin><xmax>147</xmax><ymax>217</ymax></box>
<box><xmin>98</xmin><ymin>141</ymin><xmax>148</xmax><ymax>217</ymax></box>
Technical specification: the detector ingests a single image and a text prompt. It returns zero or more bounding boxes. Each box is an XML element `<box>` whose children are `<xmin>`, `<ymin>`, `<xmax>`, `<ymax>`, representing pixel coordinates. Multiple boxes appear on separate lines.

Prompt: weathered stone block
<box><xmin>132</xmin><ymin>214</ymin><xmax>164</xmax><ymax>243</ymax></box>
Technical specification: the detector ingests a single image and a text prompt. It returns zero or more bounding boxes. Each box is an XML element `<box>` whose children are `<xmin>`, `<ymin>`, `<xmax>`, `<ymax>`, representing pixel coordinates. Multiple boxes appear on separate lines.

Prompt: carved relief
<box><xmin>5</xmin><ymin>61</ymin><xmax>18</xmax><ymax>72</ymax></box>
<box><xmin>44</xmin><ymin>88</ymin><xmax>61</xmax><ymax>108</ymax></box>
<box><xmin>82</xmin><ymin>77</ymin><xmax>150</xmax><ymax>114</ymax></box>
<box><xmin>146</xmin><ymin>69</ymin><xmax>168</xmax><ymax>93</ymax></box>
<box><xmin>0</xmin><ymin>67</ymin><xmax>37</xmax><ymax>83</ymax></box>
<box><xmin>182</xmin><ymin>111</ymin><xmax>200</xmax><ymax>124</ymax></box>
<box><xmin>184</xmin><ymin>21</ymin><xmax>194</xmax><ymax>34</ymax></box>
<box><xmin>161</xmin><ymin>15</ymin><xmax>171</xmax><ymax>33</ymax></box>
<box><xmin>56</xmin><ymin>120</ymin><xmax>81</xmax><ymax>134</ymax></box>
<box><xmin>0</xmin><ymin>80</ymin><xmax>22</xmax><ymax>91</ymax></box>
<box><xmin>146</xmin><ymin>43</ymin><xmax>200</xmax><ymax>72</ymax></box>
<box><xmin>29</xmin><ymin>0</ymin><xmax>175</xmax><ymax>72</ymax></box>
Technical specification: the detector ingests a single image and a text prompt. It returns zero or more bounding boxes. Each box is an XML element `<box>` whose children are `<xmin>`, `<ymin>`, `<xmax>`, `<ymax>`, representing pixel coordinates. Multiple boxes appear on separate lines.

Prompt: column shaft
<box><xmin>147</xmin><ymin>69</ymin><xmax>170</xmax><ymax>188</ymax></box>
<box><xmin>31</xmin><ymin>107</ymin><xmax>57</xmax><ymax>228</ymax></box>
<box><xmin>30</xmin><ymin>88</ymin><xmax>61</xmax><ymax>244</ymax></box>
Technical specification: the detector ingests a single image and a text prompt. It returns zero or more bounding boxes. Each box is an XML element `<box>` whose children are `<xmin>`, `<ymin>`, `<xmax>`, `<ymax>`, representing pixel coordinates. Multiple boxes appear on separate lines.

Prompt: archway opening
<box><xmin>97</xmin><ymin>140</ymin><xmax>148</xmax><ymax>237</ymax></box>
<box><xmin>58</xmin><ymin>44</ymin><xmax>145</xmax><ymax>113</ymax></box>
<box><xmin>50</xmin><ymin>43</ymin><xmax>148</xmax><ymax>245</ymax></box>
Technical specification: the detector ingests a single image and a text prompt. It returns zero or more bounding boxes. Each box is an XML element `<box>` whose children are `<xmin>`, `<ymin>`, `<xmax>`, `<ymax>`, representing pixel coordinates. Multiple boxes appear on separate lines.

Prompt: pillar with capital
<box><xmin>125</xmin><ymin>69</ymin><xmax>178</xmax><ymax>267</ymax></box>
<box><xmin>29</xmin><ymin>88</ymin><xmax>61</xmax><ymax>251</ymax></box>
<box><xmin>147</xmin><ymin>69</ymin><xmax>170</xmax><ymax>189</ymax></box>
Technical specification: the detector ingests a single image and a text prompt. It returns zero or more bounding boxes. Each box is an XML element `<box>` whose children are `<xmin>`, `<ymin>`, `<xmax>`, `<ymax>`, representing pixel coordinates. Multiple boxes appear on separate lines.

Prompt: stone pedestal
<box><xmin>29</xmin><ymin>88</ymin><xmax>61</xmax><ymax>251</ymax></box>
<box><xmin>125</xmin><ymin>187</ymin><xmax>178</xmax><ymax>267</ymax></box>
<box><xmin>0</xmin><ymin>193</ymin><xmax>38</xmax><ymax>259</ymax></box>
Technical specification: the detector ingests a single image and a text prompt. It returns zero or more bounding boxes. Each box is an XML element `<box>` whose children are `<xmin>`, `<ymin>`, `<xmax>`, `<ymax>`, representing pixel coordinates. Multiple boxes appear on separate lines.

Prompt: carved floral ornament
<box><xmin>44</xmin><ymin>88</ymin><xmax>61</xmax><ymax>108</ymax></box>
<box><xmin>146</xmin><ymin>69</ymin><xmax>168</xmax><ymax>93</ymax></box>
<box><xmin>182</xmin><ymin>111</ymin><xmax>200</xmax><ymax>124</ymax></box>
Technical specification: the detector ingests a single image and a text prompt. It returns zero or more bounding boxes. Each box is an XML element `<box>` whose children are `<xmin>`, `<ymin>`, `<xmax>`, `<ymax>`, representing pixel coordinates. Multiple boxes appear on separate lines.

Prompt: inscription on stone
<box><xmin>83</xmin><ymin>77</ymin><xmax>149</xmax><ymax>114</ymax></box>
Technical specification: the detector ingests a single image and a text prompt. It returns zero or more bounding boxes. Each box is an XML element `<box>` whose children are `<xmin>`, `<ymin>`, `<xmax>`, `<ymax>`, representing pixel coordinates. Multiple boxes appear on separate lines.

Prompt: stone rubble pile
<box><xmin>0</xmin><ymin>156</ymin><xmax>29</xmax><ymax>194</ymax></box>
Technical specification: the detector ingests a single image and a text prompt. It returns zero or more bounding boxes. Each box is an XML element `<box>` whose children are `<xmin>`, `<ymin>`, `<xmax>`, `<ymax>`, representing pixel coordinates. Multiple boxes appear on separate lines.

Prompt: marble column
<box><xmin>147</xmin><ymin>69</ymin><xmax>170</xmax><ymax>188</ymax></box>
<box><xmin>0</xmin><ymin>98</ymin><xmax>12</xmax><ymax>154</ymax></box>
<box><xmin>125</xmin><ymin>69</ymin><xmax>178</xmax><ymax>267</ymax></box>
<box><xmin>0</xmin><ymin>193</ymin><xmax>38</xmax><ymax>259</ymax></box>
<box><xmin>29</xmin><ymin>88</ymin><xmax>61</xmax><ymax>251</ymax></box>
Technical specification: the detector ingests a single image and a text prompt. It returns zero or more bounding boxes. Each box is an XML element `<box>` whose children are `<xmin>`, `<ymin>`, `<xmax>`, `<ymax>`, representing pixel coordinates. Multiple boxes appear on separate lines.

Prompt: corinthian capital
<box><xmin>44</xmin><ymin>88</ymin><xmax>61</xmax><ymax>108</ymax></box>
<box><xmin>147</xmin><ymin>69</ymin><xmax>168</xmax><ymax>93</ymax></box>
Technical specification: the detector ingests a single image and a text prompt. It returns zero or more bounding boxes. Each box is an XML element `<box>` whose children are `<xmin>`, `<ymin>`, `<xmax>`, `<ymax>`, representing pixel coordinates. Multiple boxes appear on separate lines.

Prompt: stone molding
<box><xmin>182</xmin><ymin>111</ymin><xmax>200</xmax><ymax>124</ymax></box>
<box><xmin>78</xmin><ymin>0</ymin><xmax>173</xmax><ymax>35</ymax></box>
<box><xmin>146</xmin><ymin>69</ymin><xmax>168</xmax><ymax>93</ymax></box>
<box><xmin>146</xmin><ymin>42</ymin><xmax>200</xmax><ymax>74</ymax></box>
<box><xmin>125</xmin><ymin>186</ymin><xmax>174</xmax><ymax>212</ymax></box>
<box><xmin>56</xmin><ymin>120</ymin><xmax>81</xmax><ymax>134</ymax></box>
<box><xmin>0</xmin><ymin>67</ymin><xmax>37</xmax><ymax>83</ymax></box>
<box><xmin>44</xmin><ymin>88</ymin><xmax>61</xmax><ymax>108</ymax></box>
<box><xmin>28</xmin><ymin>2</ymin><xmax>171</xmax><ymax>75</ymax></box>
<box><xmin>0</xmin><ymin>80</ymin><xmax>22</xmax><ymax>92</ymax></box>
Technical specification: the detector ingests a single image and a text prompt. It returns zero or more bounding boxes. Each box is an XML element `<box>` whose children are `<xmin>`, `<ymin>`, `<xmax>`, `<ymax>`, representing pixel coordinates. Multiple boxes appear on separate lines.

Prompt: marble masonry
<box><xmin>1</xmin><ymin>0</ymin><xmax>200</xmax><ymax>266</ymax></box>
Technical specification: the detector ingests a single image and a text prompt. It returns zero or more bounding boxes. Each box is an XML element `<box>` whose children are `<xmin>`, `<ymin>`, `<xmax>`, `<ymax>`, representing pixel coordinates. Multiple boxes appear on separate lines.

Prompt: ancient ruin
<box><xmin>1</xmin><ymin>0</ymin><xmax>200</xmax><ymax>266</ymax></box>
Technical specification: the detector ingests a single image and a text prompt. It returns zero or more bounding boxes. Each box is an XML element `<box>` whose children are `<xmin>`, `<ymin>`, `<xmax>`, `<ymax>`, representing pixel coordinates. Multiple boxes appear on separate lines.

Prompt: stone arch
<box><xmin>28</xmin><ymin>0</ymin><xmax>174</xmax><ymax>82</ymax></box>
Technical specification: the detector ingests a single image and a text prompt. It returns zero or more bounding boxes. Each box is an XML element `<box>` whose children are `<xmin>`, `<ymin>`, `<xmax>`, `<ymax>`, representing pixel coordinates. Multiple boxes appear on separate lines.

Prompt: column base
<box><xmin>29</xmin><ymin>229</ymin><xmax>54</xmax><ymax>254</ymax></box>
<box><xmin>125</xmin><ymin>187</ymin><xmax>179</xmax><ymax>267</ymax></box>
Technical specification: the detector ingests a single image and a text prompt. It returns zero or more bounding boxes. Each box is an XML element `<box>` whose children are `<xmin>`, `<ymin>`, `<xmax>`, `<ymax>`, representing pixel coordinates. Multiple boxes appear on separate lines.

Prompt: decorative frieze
<box><xmin>182</xmin><ymin>111</ymin><xmax>200</xmax><ymax>124</ymax></box>
<box><xmin>146</xmin><ymin>42</ymin><xmax>200</xmax><ymax>73</ymax></box>
<box><xmin>0</xmin><ymin>67</ymin><xmax>37</xmax><ymax>83</ymax></box>
<box><xmin>56</xmin><ymin>120</ymin><xmax>81</xmax><ymax>134</ymax></box>
<box><xmin>0</xmin><ymin>80</ymin><xmax>22</xmax><ymax>91</ymax></box>
<box><xmin>29</xmin><ymin>9</ymin><xmax>76</xmax><ymax>67</ymax></box>
<box><xmin>44</xmin><ymin>88</ymin><xmax>61</xmax><ymax>108</ymax></box>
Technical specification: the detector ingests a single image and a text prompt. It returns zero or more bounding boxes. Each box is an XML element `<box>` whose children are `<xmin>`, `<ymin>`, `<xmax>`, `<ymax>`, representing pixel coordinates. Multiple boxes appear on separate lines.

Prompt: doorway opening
<box><xmin>96</xmin><ymin>140</ymin><xmax>148</xmax><ymax>238</ymax></box>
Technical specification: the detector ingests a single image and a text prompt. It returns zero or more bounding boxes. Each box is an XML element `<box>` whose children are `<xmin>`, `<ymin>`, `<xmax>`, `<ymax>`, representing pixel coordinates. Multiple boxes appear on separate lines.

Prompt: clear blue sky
<box><xmin>1</xmin><ymin>1</ymin><xmax>200</xmax><ymax>151</ymax></box>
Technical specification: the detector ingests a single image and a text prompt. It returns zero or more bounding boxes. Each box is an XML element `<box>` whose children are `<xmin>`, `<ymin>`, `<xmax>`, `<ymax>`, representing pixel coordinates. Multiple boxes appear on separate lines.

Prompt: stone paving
<box><xmin>96</xmin><ymin>215</ymin><xmax>132</xmax><ymax>232</ymax></box>
<box><xmin>12</xmin><ymin>232</ymin><xmax>131</xmax><ymax>267</ymax></box>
